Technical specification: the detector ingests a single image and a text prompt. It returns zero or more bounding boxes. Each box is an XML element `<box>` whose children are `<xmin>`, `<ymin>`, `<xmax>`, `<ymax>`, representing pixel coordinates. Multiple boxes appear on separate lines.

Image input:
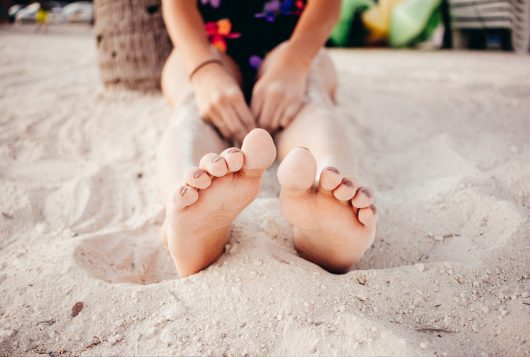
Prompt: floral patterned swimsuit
<box><xmin>198</xmin><ymin>0</ymin><xmax>306</xmax><ymax>97</ymax></box>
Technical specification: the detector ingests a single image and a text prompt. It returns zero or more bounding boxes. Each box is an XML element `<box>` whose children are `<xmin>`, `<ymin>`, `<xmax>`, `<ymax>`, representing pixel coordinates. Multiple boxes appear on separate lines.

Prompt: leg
<box><xmin>274</xmin><ymin>50</ymin><xmax>346</xmax><ymax>169</ymax></box>
<box><xmin>271</xmin><ymin>50</ymin><xmax>378</xmax><ymax>273</ymax></box>
<box><xmin>158</xmin><ymin>47</ymin><xmax>241</xmax><ymax>203</ymax></box>
<box><xmin>158</xmin><ymin>49</ymin><xmax>277</xmax><ymax>277</ymax></box>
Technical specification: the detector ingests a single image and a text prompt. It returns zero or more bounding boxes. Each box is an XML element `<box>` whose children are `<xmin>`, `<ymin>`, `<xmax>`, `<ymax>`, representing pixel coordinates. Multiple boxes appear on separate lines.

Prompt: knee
<box><xmin>161</xmin><ymin>49</ymin><xmax>178</xmax><ymax>90</ymax></box>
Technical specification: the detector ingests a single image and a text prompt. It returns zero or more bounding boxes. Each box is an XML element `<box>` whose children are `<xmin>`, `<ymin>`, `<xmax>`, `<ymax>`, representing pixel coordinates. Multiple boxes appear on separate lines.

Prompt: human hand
<box><xmin>192</xmin><ymin>63</ymin><xmax>255</xmax><ymax>143</ymax></box>
<box><xmin>251</xmin><ymin>43</ymin><xmax>310</xmax><ymax>133</ymax></box>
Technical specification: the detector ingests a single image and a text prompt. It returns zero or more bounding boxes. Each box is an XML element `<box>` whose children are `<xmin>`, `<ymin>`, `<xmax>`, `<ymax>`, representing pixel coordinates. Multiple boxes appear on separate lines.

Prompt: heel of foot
<box><xmin>294</xmin><ymin>233</ymin><xmax>360</xmax><ymax>274</ymax></box>
<box><xmin>168</xmin><ymin>217</ymin><xmax>232</xmax><ymax>277</ymax></box>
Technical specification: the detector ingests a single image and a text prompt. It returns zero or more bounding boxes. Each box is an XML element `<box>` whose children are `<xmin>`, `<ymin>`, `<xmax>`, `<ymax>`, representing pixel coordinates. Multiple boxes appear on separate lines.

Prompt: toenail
<box><xmin>341</xmin><ymin>178</ymin><xmax>353</xmax><ymax>187</ymax></box>
<box><xmin>326</xmin><ymin>166</ymin><xmax>340</xmax><ymax>174</ymax></box>
<box><xmin>227</xmin><ymin>148</ymin><xmax>240</xmax><ymax>154</ymax></box>
<box><xmin>361</xmin><ymin>187</ymin><xmax>372</xmax><ymax>197</ymax></box>
<box><xmin>193</xmin><ymin>170</ymin><xmax>203</xmax><ymax>179</ymax></box>
<box><xmin>179</xmin><ymin>186</ymin><xmax>188</xmax><ymax>196</ymax></box>
<box><xmin>211</xmin><ymin>156</ymin><xmax>223</xmax><ymax>163</ymax></box>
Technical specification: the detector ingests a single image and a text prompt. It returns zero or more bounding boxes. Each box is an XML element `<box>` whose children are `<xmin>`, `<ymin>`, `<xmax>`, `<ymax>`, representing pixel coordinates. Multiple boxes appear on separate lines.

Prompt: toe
<box><xmin>333</xmin><ymin>176</ymin><xmax>359</xmax><ymax>201</ymax></box>
<box><xmin>351</xmin><ymin>186</ymin><xmax>374</xmax><ymax>208</ymax></box>
<box><xmin>358</xmin><ymin>204</ymin><xmax>378</xmax><ymax>227</ymax></box>
<box><xmin>277</xmin><ymin>147</ymin><xmax>317</xmax><ymax>195</ymax></box>
<box><xmin>220</xmin><ymin>147</ymin><xmax>244</xmax><ymax>172</ymax></box>
<box><xmin>199</xmin><ymin>153</ymin><xmax>228</xmax><ymax>177</ymax></box>
<box><xmin>171</xmin><ymin>185</ymin><xmax>199</xmax><ymax>210</ymax></box>
<box><xmin>318</xmin><ymin>166</ymin><xmax>342</xmax><ymax>194</ymax></box>
<box><xmin>184</xmin><ymin>167</ymin><xmax>211</xmax><ymax>189</ymax></box>
<box><xmin>240</xmin><ymin>128</ymin><xmax>277</xmax><ymax>176</ymax></box>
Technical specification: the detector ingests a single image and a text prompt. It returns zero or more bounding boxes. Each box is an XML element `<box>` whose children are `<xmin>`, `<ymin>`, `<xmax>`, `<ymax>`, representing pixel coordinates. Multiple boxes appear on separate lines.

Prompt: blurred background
<box><xmin>2</xmin><ymin>0</ymin><xmax>529</xmax><ymax>49</ymax></box>
<box><xmin>1</xmin><ymin>0</ymin><xmax>93</xmax><ymax>25</ymax></box>
<box><xmin>0</xmin><ymin>0</ymin><xmax>529</xmax><ymax>91</ymax></box>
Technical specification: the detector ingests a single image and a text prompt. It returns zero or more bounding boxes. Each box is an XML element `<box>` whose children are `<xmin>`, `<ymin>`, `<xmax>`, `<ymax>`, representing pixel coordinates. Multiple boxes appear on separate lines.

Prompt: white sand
<box><xmin>1</xmin><ymin>25</ymin><xmax>529</xmax><ymax>356</ymax></box>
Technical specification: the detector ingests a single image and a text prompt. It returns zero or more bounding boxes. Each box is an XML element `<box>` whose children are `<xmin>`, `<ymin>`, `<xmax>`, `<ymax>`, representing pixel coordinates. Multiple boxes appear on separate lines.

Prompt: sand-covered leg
<box><xmin>163</xmin><ymin>129</ymin><xmax>276</xmax><ymax>277</ymax></box>
<box><xmin>277</xmin><ymin>148</ymin><xmax>377</xmax><ymax>273</ymax></box>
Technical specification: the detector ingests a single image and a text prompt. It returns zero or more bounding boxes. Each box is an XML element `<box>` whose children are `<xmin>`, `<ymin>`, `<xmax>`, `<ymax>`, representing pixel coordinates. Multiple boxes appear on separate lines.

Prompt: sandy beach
<box><xmin>1</xmin><ymin>25</ymin><xmax>529</xmax><ymax>356</ymax></box>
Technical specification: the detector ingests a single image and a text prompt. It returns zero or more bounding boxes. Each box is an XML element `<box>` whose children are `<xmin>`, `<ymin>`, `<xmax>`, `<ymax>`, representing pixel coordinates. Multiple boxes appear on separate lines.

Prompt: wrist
<box><xmin>185</xmin><ymin>45</ymin><xmax>221</xmax><ymax>77</ymax></box>
<box><xmin>283</xmin><ymin>39</ymin><xmax>313</xmax><ymax>72</ymax></box>
<box><xmin>189</xmin><ymin>58</ymin><xmax>224</xmax><ymax>82</ymax></box>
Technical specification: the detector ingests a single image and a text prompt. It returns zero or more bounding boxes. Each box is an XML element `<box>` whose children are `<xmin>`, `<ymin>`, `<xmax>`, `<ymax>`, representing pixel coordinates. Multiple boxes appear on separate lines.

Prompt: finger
<box><xmin>207</xmin><ymin>107</ymin><xmax>232</xmax><ymax>139</ymax></box>
<box><xmin>270</xmin><ymin>101</ymin><xmax>287</xmax><ymax>132</ymax></box>
<box><xmin>214</xmin><ymin>119</ymin><xmax>232</xmax><ymax>140</ymax></box>
<box><xmin>280</xmin><ymin>101</ymin><xmax>303</xmax><ymax>128</ymax></box>
<box><xmin>259</xmin><ymin>96</ymin><xmax>277</xmax><ymax>131</ymax></box>
<box><xmin>233</xmin><ymin>96</ymin><xmax>256</xmax><ymax>132</ymax></box>
<box><xmin>250</xmin><ymin>86</ymin><xmax>264</xmax><ymax>120</ymax></box>
<box><xmin>218</xmin><ymin>104</ymin><xmax>247</xmax><ymax>142</ymax></box>
<box><xmin>214</xmin><ymin>107</ymin><xmax>238</xmax><ymax>142</ymax></box>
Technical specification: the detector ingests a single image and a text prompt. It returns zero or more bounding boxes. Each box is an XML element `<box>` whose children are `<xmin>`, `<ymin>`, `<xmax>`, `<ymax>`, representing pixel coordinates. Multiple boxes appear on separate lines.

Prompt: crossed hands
<box><xmin>192</xmin><ymin>44</ymin><xmax>310</xmax><ymax>143</ymax></box>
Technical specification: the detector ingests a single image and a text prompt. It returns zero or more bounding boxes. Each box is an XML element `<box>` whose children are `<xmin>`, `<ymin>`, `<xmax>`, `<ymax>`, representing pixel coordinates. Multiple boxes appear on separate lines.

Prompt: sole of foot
<box><xmin>277</xmin><ymin>147</ymin><xmax>378</xmax><ymax>273</ymax></box>
<box><xmin>162</xmin><ymin>128</ymin><xmax>276</xmax><ymax>277</ymax></box>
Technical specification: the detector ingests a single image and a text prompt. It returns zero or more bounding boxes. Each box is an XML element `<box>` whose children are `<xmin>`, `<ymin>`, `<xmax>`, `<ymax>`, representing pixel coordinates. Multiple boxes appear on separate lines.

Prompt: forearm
<box><xmin>288</xmin><ymin>0</ymin><xmax>341</xmax><ymax>68</ymax></box>
<box><xmin>161</xmin><ymin>0</ymin><xmax>214</xmax><ymax>73</ymax></box>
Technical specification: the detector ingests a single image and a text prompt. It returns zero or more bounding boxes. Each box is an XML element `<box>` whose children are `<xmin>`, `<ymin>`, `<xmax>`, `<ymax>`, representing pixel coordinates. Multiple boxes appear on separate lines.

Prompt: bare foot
<box><xmin>162</xmin><ymin>129</ymin><xmax>276</xmax><ymax>277</ymax></box>
<box><xmin>277</xmin><ymin>148</ymin><xmax>378</xmax><ymax>273</ymax></box>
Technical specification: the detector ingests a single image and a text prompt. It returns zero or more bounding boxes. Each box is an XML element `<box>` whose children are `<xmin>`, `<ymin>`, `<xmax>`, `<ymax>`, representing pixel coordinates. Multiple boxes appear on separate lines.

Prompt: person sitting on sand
<box><xmin>158</xmin><ymin>0</ymin><xmax>378</xmax><ymax>277</ymax></box>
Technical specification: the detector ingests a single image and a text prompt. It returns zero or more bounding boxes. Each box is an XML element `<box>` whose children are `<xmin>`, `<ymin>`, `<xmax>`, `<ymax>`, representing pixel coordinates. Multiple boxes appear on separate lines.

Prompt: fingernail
<box><xmin>227</xmin><ymin>148</ymin><xmax>240</xmax><ymax>154</ymax></box>
<box><xmin>325</xmin><ymin>166</ymin><xmax>339</xmax><ymax>174</ymax></box>
<box><xmin>211</xmin><ymin>156</ymin><xmax>223</xmax><ymax>163</ymax></box>
<box><xmin>179</xmin><ymin>186</ymin><xmax>187</xmax><ymax>196</ymax></box>
<box><xmin>298</xmin><ymin>146</ymin><xmax>309</xmax><ymax>151</ymax></box>
<box><xmin>193</xmin><ymin>170</ymin><xmax>203</xmax><ymax>179</ymax></box>
<box><xmin>370</xmin><ymin>204</ymin><xmax>377</xmax><ymax>214</ymax></box>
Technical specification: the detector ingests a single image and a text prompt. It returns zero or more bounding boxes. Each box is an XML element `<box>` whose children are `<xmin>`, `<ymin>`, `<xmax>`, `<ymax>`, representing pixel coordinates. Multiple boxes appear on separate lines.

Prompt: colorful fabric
<box><xmin>198</xmin><ymin>0</ymin><xmax>306</xmax><ymax>96</ymax></box>
<box><xmin>36</xmin><ymin>9</ymin><xmax>48</xmax><ymax>24</ymax></box>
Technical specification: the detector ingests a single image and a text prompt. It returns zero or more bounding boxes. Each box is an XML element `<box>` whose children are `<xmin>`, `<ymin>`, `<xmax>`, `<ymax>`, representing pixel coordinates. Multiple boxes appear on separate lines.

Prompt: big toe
<box><xmin>277</xmin><ymin>147</ymin><xmax>317</xmax><ymax>194</ymax></box>
<box><xmin>241</xmin><ymin>128</ymin><xmax>277</xmax><ymax>175</ymax></box>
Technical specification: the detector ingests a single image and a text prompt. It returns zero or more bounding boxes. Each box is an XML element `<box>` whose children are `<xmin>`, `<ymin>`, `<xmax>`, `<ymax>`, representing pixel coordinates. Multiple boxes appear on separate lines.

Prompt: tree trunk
<box><xmin>94</xmin><ymin>0</ymin><xmax>172</xmax><ymax>91</ymax></box>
